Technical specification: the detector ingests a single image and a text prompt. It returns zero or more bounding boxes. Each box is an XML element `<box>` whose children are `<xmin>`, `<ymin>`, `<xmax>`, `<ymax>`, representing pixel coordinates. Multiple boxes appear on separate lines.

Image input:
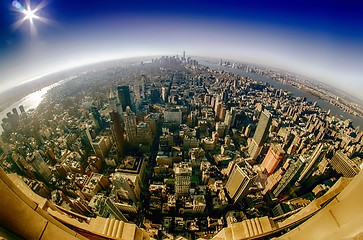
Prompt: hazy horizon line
<box><xmin>1</xmin><ymin>54</ymin><xmax>363</xmax><ymax>105</ymax></box>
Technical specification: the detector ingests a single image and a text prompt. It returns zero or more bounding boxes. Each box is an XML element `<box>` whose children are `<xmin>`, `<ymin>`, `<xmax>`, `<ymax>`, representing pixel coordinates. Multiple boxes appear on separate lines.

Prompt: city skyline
<box><xmin>1</xmin><ymin>55</ymin><xmax>363</xmax><ymax>239</ymax></box>
<box><xmin>0</xmin><ymin>0</ymin><xmax>363</xmax><ymax>100</ymax></box>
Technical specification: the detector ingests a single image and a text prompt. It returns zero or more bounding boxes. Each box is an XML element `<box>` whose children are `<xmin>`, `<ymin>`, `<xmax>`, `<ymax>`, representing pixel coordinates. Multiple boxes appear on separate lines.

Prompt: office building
<box><xmin>164</xmin><ymin>110</ymin><xmax>182</xmax><ymax>125</ymax></box>
<box><xmin>110</xmin><ymin>110</ymin><xmax>124</xmax><ymax>154</ymax></box>
<box><xmin>28</xmin><ymin>151</ymin><xmax>52</xmax><ymax>182</ymax></box>
<box><xmin>330</xmin><ymin>150</ymin><xmax>360</xmax><ymax>178</ymax></box>
<box><xmin>248</xmin><ymin>110</ymin><xmax>272</xmax><ymax>160</ymax></box>
<box><xmin>297</xmin><ymin>143</ymin><xmax>328</xmax><ymax>184</ymax></box>
<box><xmin>224</xmin><ymin>107</ymin><xmax>237</xmax><ymax>132</ymax></box>
<box><xmin>174</xmin><ymin>162</ymin><xmax>192</xmax><ymax>197</ymax></box>
<box><xmin>225</xmin><ymin>160</ymin><xmax>257</xmax><ymax>203</ymax></box>
<box><xmin>273</xmin><ymin>158</ymin><xmax>306</xmax><ymax>197</ymax></box>
<box><xmin>19</xmin><ymin>105</ymin><xmax>25</xmax><ymax>114</ymax></box>
<box><xmin>123</xmin><ymin>107</ymin><xmax>137</xmax><ymax>143</ymax></box>
<box><xmin>117</xmin><ymin>85</ymin><xmax>132</xmax><ymax>112</ymax></box>
<box><xmin>261</xmin><ymin>144</ymin><xmax>285</xmax><ymax>175</ymax></box>
<box><xmin>91</xmin><ymin>136</ymin><xmax>113</xmax><ymax>160</ymax></box>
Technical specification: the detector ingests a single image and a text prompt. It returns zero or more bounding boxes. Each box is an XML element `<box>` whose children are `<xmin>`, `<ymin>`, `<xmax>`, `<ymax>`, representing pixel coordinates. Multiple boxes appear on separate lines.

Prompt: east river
<box><xmin>199</xmin><ymin>59</ymin><xmax>363</xmax><ymax>129</ymax></box>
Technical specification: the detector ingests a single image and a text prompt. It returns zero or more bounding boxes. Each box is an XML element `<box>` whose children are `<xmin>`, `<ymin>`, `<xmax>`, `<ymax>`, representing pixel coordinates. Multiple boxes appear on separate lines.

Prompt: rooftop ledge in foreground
<box><xmin>213</xmin><ymin>170</ymin><xmax>363</xmax><ymax>240</ymax></box>
<box><xmin>1</xmin><ymin>165</ymin><xmax>363</xmax><ymax>240</ymax></box>
<box><xmin>0</xmin><ymin>168</ymin><xmax>149</xmax><ymax>240</ymax></box>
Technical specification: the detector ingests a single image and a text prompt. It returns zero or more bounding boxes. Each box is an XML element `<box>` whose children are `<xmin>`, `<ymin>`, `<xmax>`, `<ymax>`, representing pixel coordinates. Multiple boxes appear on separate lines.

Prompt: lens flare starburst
<box><xmin>12</xmin><ymin>0</ymin><xmax>50</xmax><ymax>38</ymax></box>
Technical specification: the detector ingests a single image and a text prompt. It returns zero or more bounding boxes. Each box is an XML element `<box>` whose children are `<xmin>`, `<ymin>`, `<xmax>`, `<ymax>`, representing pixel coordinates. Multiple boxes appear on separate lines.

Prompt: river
<box><xmin>0</xmin><ymin>76</ymin><xmax>76</xmax><ymax>133</ymax></box>
<box><xmin>198</xmin><ymin>59</ymin><xmax>363</xmax><ymax>129</ymax></box>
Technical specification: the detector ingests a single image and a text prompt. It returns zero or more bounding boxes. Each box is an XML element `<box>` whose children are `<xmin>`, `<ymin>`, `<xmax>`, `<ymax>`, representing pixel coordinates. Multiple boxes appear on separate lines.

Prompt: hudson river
<box><xmin>0</xmin><ymin>76</ymin><xmax>76</xmax><ymax>132</ymax></box>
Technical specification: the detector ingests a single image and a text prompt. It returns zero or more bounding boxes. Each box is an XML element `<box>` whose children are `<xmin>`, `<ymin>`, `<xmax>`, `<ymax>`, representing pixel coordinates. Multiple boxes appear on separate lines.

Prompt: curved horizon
<box><xmin>1</xmin><ymin>1</ymin><xmax>362</xmax><ymax>100</ymax></box>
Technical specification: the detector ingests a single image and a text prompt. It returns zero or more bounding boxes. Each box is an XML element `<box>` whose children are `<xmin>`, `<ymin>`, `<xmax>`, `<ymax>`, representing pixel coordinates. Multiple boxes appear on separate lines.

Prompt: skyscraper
<box><xmin>297</xmin><ymin>143</ymin><xmax>327</xmax><ymax>184</ymax></box>
<box><xmin>161</xmin><ymin>87</ymin><xmax>168</xmax><ymax>102</ymax></box>
<box><xmin>110</xmin><ymin>110</ymin><xmax>124</xmax><ymax>154</ymax></box>
<box><xmin>117</xmin><ymin>86</ymin><xmax>132</xmax><ymax>112</ymax></box>
<box><xmin>90</xmin><ymin>106</ymin><xmax>106</xmax><ymax>131</ymax></box>
<box><xmin>108</xmin><ymin>89</ymin><xmax>118</xmax><ymax>113</ymax></box>
<box><xmin>12</xmin><ymin>108</ymin><xmax>18</xmax><ymax>116</ymax></box>
<box><xmin>224</xmin><ymin>107</ymin><xmax>237</xmax><ymax>132</ymax></box>
<box><xmin>225</xmin><ymin>160</ymin><xmax>257</xmax><ymax>204</ymax></box>
<box><xmin>248</xmin><ymin>110</ymin><xmax>272</xmax><ymax>160</ymax></box>
<box><xmin>273</xmin><ymin>158</ymin><xmax>306</xmax><ymax>197</ymax></box>
<box><xmin>133</xmin><ymin>85</ymin><xmax>141</xmax><ymax>111</ymax></box>
<box><xmin>28</xmin><ymin>151</ymin><xmax>52</xmax><ymax>182</ymax></box>
<box><xmin>19</xmin><ymin>105</ymin><xmax>25</xmax><ymax>114</ymax></box>
<box><xmin>330</xmin><ymin>150</ymin><xmax>360</xmax><ymax>178</ymax></box>
<box><xmin>123</xmin><ymin>107</ymin><xmax>137</xmax><ymax>143</ymax></box>
<box><xmin>261</xmin><ymin>144</ymin><xmax>285</xmax><ymax>175</ymax></box>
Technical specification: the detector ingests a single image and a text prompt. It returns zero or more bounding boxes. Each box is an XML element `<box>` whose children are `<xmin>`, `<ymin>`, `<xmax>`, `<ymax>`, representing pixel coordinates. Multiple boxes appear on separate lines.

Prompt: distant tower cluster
<box><xmin>1</xmin><ymin>105</ymin><xmax>26</xmax><ymax>135</ymax></box>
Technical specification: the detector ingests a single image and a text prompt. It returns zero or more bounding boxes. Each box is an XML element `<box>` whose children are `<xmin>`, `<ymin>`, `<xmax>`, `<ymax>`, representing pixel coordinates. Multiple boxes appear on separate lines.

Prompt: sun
<box><xmin>12</xmin><ymin>0</ymin><xmax>50</xmax><ymax>37</ymax></box>
<box><xmin>23</xmin><ymin>8</ymin><xmax>38</xmax><ymax>22</ymax></box>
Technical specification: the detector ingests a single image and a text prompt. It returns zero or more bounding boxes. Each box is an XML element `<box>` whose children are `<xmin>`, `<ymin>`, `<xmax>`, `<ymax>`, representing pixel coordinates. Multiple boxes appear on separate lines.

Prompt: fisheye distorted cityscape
<box><xmin>1</xmin><ymin>1</ymin><xmax>363</xmax><ymax>240</ymax></box>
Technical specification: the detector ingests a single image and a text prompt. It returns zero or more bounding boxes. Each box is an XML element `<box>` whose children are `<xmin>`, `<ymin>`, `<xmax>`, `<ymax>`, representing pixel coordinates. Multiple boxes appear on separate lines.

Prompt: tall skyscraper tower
<box><xmin>133</xmin><ymin>85</ymin><xmax>141</xmax><ymax>111</ymax></box>
<box><xmin>248</xmin><ymin>110</ymin><xmax>272</xmax><ymax>160</ymax></box>
<box><xmin>140</xmin><ymin>75</ymin><xmax>147</xmax><ymax>98</ymax></box>
<box><xmin>161</xmin><ymin>87</ymin><xmax>168</xmax><ymax>102</ymax></box>
<box><xmin>90</xmin><ymin>106</ymin><xmax>106</xmax><ymax>131</ymax></box>
<box><xmin>330</xmin><ymin>150</ymin><xmax>360</xmax><ymax>178</ymax></box>
<box><xmin>261</xmin><ymin>144</ymin><xmax>285</xmax><ymax>175</ymax></box>
<box><xmin>297</xmin><ymin>143</ymin><xmax>327</xmax><ymax>184</ymax></box>
<box><xmin>108</xmin><ymin>89</ymin><xmax>118</xmax><ymax>113</ymax></box>
<box><xmin>123</xmin><ymin>107</ymin><xmax>137</xmax><ymax>143</ymax></box>
<box><xmin>224</xmin><ymin>107</ymin><xmax>237</xmax><ymax>132</ymax></box>
<box><xmin>117</xmin><ymin>86</ymin><xmax>132</xmax><ymax>112</ymax></box>
<box><xmin>225</xmin><ymin>160</ymin><xmax>257</xmax><ymax>204</ymax></box>
<box><xmin>19</xmin><ymin>105</ymin><xmax>25</xmax><ymax>114</ymax></box>
<box><xmin>273</xmin><ymin>158</ymin><xmax>306</xmax><ymax>197</ymax></box>
<box><xmin>110</xmin><ymin>110</ymin><xmax>124</xmax><ymax>155</ymax></box>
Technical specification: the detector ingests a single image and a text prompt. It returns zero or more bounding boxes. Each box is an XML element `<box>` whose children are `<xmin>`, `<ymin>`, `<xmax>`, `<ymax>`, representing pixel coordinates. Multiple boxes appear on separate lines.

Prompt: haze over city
<box><xmin>0</xmin><ymin>0</ymin><xmax>363</xmax><ymax>100</ymax></box>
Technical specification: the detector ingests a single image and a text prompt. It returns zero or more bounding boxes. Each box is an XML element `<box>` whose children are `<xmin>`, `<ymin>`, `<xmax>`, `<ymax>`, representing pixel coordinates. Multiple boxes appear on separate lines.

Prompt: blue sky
<box><xmin>0</xmin><ymin>0</ymin><xmax>363</xmax><ymax>100</ymax></box>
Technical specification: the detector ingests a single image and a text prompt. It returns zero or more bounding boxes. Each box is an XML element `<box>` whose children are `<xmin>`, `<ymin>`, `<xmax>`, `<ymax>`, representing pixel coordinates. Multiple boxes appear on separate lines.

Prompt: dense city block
<box><xmin>1</xmin><ymin>56</ymin><xmax>362</xmax><ymax>239</ymax></box>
